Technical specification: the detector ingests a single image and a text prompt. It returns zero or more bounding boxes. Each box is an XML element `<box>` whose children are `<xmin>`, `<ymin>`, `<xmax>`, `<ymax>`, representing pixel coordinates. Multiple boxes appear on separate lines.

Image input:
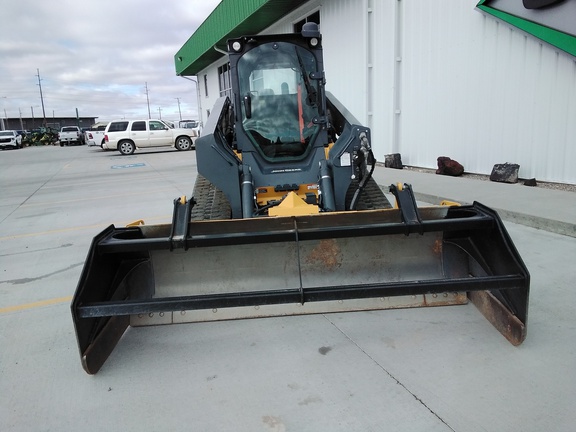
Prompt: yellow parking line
<box><xmin>0</xmin><ymin>296</ymin><xmax>73</xmax><ymax>314</ymax></box>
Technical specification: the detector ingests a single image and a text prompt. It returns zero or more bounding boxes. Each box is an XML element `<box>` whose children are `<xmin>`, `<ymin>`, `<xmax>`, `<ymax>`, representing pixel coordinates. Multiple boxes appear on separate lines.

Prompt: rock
<box><xmin>524</xmin><ymin>178</ymin><xmax>537</xmax><ymax>187</ymax></box>
<box><xmin>436</xmin><ymin>156</ymin><xmax>464</xmax><ymax>176</ymax></box>
<box><xmin>490</xmin><ymin>163</ymin><xmax>520</xmax><ymax>184</ymax></box>
<box><xmin>384</xmin><ymin>153</ymin><xmax>403</xmax><ymax>169</ymax></box>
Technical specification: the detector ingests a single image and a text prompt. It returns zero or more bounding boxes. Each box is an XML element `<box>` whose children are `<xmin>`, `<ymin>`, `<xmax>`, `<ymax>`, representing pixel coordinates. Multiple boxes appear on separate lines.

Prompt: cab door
<box><xmin>148</xmin><ymin>120</ymin><xmax>172</xmax><ymax>147</ymax></box>
<box><xmin>130</xmin><ymin>121</ymin><xmax>149</xmax><ymax>147</ymax></box>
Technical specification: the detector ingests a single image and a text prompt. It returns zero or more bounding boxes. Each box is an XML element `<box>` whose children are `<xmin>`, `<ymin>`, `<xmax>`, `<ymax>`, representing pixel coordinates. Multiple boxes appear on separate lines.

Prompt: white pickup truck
<box><xmin>84</xmin><ymin>123</ymin><xmax>108</xmax><ymax>147</ymax></box>
<box><xmin>59</xmin><ymin>126</ymin><xmax>84</xmax><ymax>146</ymax></box>
<box><xmin>85</xmin><ymin>130</ymin><xmax>105</xmax><ymax>147</ymax></box>
<box><xmin>102</xmin><ymin>119</ymin><xmax>197</xmax><ymax>155</ymax></box>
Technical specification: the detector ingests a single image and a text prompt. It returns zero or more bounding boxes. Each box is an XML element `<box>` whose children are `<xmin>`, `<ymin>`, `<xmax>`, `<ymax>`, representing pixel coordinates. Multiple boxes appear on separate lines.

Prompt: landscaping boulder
<box><xmin>436</xmin><ymin>157</ymin><xmax>464</xmax><ymax>176</ymax></box>
<box><xmin>490</xmin><ymin>163</ymin><xmax>519</xmax><ymax>184</ymax></box>
<box><xmin>384</xmin><ymin>153</ymin><xmax>403</xmax><ymax>169</ymax></box>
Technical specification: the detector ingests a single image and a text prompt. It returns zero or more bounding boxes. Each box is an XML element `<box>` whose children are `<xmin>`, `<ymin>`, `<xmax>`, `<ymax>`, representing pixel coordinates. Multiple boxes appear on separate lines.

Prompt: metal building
<box><xmin>1</xmin><ymin>116</ymin><xmax>98</xmax><ymax>131</ymax></box>
<box><xmin>176</xmin><ymin>0</ymin><xmax>576</xmax><ymax>184</ymax></box>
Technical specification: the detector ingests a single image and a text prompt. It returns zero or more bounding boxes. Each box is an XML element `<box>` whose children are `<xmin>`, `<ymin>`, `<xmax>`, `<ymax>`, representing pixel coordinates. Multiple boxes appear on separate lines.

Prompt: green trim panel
<box><xmin>175</xmin><ymin>0</ymin><xmax>310</xmax><ymax>76</ymax></box>
<box><xmin>476</xmin><ymin>0</ymin><xmax>576</xmax><ymax>57</ymax></box>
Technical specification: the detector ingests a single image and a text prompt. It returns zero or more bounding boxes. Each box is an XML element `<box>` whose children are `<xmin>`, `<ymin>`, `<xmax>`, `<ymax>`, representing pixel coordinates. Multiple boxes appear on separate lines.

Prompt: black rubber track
<box><xmin>345</xmin><ymin>176</ymin><xmax>393</xmax><ymax>210</ymax></box>
<box><xmin>190</xmin><ymin>174</ymin><xmax>232</xmax><ymax>221</ymax></box>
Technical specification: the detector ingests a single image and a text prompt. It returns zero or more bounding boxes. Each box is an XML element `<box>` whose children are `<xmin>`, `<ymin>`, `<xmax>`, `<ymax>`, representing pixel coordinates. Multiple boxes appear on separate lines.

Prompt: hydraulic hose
<box><xmin>349</xmin><ymin>132</ymin><xmax>375</xmax><ymax>210</ymax></box>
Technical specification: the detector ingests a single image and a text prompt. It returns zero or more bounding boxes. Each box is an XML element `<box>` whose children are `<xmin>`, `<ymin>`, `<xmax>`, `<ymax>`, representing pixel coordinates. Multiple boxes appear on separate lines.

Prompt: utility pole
<box><xmin>145</xmin><ymin>82</ymin><xmax>151</xmax><ymax>119</ymax></box>
<box><xmin>36</xmin><ymin>69</ymin><xmax>47</xmax><ymax>126</ymax></box>
<box><xmin>175</xmin><ymin>97</ymin><xmax>182</xmax><ymax>121</ymax></box>
<box><xmin>158</xmin><ymin>107</ymin><xmax>162</xmax><ymax>120</ymax></box>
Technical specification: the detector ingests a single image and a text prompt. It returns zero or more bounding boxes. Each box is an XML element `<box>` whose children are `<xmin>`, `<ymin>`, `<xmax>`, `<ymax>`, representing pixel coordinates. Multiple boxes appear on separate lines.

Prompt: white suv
<box><xmin>102</xmin><ymin>119</ymin><xmax>197</xmax><ymax>155</ymax></box>
<box><xmin>0</xmin><ymin>130</ymin><xmax>23</xmax><ymax>149</ymax></box>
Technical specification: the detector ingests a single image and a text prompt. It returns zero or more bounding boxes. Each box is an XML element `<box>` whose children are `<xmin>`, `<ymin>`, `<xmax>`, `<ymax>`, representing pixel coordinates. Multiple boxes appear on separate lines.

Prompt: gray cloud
<box><xmin>0</xmin><ymin>0</ymin><xmax>220</xmax><ymax>123</ymax></box>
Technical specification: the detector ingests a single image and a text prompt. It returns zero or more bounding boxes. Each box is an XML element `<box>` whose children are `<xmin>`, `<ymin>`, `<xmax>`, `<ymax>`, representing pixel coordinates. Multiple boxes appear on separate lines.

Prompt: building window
<box><xmin>218</xmin><ymin>63</ymin><xmax>232</xmax><ymax>98</ymax></box>
<box><xmin>203</xmin><ymin>74</ymin><xmax>208</xmax><ymax>97</ymax></box>
<box><xmin>293</xmin><ymin>10</ymin><xmax>320</xmax><ymax>33</ymax></box>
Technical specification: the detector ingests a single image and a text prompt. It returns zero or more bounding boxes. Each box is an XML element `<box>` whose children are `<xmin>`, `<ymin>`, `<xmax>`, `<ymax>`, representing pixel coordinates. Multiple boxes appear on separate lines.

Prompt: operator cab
<box><xmin>229</xmin><ymin>23</ymin><xmax>326</xmax><ymax>163</ymax></box>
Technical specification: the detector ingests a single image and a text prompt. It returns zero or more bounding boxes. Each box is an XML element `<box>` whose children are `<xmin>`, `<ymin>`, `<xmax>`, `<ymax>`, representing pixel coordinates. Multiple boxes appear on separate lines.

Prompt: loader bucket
<box><xmin>72</xmin><ymin>194</ymin><xmax>529</xmax><ymax>374</ymax></box>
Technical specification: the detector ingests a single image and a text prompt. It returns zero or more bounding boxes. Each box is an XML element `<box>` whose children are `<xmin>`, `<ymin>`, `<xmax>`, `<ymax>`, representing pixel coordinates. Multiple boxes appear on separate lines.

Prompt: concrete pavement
<box><xmin>1</xmin><ymin>146</ymin><xmax>575</xmax><ymax>432</ymax></box>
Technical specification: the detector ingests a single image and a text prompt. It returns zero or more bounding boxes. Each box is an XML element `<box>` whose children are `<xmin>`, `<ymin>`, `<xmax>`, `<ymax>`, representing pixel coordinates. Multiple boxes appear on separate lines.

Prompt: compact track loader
<box><xmin>72</xmin><ymin>23</ymin><xmax>529</xmax><ymax>374</ymax></box>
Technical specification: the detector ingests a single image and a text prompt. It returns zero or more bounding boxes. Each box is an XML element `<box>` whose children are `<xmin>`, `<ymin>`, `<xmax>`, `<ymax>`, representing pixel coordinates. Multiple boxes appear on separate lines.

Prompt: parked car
<box><xmin>102</xmin><ymin>119</ymin><xmax>197</xmax><ymax>155</ymax></box>
<box><xmin>85</xmin><ymin>130</ymin><xmax>105</xmax><ymax>147</ymax></box>
<box><xmin>83</xmin><ymin>122</ymin><xmax>108</xmax><ymax>147</ymax></box>
<box><xmin>0</xmin><ymin>130</ymin><xmax>23</xmax><ymax>149</ymax></box>
<box><xmin>58</xmin><ymin>126</ymin><xmax>84</xmax><ymax>146</ymax></box>
<box><xmin>179</xmin><ymin>119</ymin><xmax>202</xmax><ymax>137</ymax></box>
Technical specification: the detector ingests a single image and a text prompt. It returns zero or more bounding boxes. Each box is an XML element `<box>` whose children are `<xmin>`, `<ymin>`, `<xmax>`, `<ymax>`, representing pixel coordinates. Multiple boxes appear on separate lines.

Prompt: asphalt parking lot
<box><xmin>1</xmin><ymin>145</ymin><xmax>575</xmax><ymax>431</ymax></box>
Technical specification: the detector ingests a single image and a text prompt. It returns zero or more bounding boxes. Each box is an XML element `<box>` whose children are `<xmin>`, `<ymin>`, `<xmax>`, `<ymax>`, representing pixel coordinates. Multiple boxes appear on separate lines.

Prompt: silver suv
<box><xmin>102</xmin><ymin>119</ymin><xmax>197</xmax><ymax>155</ymax></box>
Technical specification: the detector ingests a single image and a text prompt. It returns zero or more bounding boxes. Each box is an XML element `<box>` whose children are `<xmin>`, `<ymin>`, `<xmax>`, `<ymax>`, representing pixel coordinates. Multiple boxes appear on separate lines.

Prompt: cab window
<box><xmin>237</xmin><ymin>42</ymin><xmax>320</xmax><ymax>161</ymax></box>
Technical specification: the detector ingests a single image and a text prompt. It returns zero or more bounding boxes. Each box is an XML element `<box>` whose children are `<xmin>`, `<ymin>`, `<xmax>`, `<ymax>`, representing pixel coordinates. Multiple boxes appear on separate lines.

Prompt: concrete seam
<box><xmin>323</xmin><ymin>315</ymin><xmax>457</xmax><ymax>432</ymax></box>
<box><xmin>412</xmin><ymin>192</ymin><xmax>576</xmax><ymax>238</ymax></box>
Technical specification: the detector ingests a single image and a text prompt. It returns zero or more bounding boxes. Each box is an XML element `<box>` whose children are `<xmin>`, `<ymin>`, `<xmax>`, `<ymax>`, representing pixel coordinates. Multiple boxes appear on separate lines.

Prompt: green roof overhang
<box><xmin>175</xmin><ymin>0</ymin><xmax>310</xmax><ymax>76</ymax></box>
<box><xmin>476</xmin><ymin>0</ymin><xmax>576</xmax><ymax>58</ymax></box>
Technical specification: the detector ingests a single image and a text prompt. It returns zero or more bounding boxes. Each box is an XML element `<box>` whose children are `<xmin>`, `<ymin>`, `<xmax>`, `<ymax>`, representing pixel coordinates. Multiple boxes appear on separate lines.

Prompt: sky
<box><xmin>0</xmin><ymin>0</ymin><xmax>221</xmax><ymax>126</ymax></box>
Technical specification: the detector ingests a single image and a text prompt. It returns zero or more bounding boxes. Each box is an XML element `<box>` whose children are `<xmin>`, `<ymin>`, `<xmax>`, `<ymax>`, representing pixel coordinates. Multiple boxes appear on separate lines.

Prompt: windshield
<box><xmin>0</xmin><ymin>131</ymin><xmax>14</xmax><ymax>137</ymax></box>
<box><xmin>238</xmin><ymin>42</ymin><xmax>320</xmax><ymax>161</ymax></box>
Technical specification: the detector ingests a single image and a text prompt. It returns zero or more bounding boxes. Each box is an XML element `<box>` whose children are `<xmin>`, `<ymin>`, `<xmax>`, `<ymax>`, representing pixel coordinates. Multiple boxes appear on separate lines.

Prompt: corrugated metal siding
<box><xmin>323</xmin><ymin>0</ymin><xmax>576</xmax><ymax>183</ymax></box>
<box><xmin>369</xmin><ymin>1</ymin><xmax>397</xmax><ymax>155</ymax></box>
<box><xmin>320</xmin><ymin>0</ymin><xmax>369</xmax><ymax>124</ymax></box>
<box><xmin>196</xmin><ymin>0</ymin><xmax>576</xmax><ymax>183</ymax></box>
<box><xmin>398</xmin><ymin>0</ymin><xmax>576</xmax><ymax>183</ymax></box>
